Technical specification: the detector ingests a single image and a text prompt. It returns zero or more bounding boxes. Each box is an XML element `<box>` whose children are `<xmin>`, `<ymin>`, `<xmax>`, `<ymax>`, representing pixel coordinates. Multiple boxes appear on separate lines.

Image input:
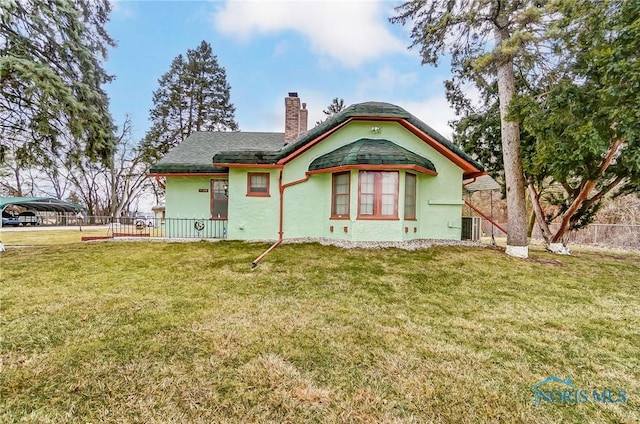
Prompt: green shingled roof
<box><xmin>151</xmin><ymin>102</ymin><xmax>484</xmax><ymax>175</ymax></box>
<box><xmin>308</xmin><ymin>138</ymin><xmax>436</xmax><ymax>172</ymax></box>
<box><xmin>280</xmin><ymin>102</ymin><xmax>483</xmax><ymax>171</ymax></box>
<box><xmin>212</xmin><ymin>150</ymin><xmax>280</xmax><ymax>165</ymax></box>
<box><xmin>149</xmin><ymin>131</ymin><xmax>284</xmax><ymax>174</ymax></box>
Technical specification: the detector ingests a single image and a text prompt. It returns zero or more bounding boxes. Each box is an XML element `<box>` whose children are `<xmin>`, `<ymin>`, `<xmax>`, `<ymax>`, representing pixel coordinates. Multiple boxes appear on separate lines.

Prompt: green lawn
<box><xmin>0</xmin><ymin>227</ymin><xmax>109</xmax><ymax>246</ymax></box>
<box><xmin>1</xmin><ymin>238</ymin><xmax>638</xmax><ymax>423</ymax></box>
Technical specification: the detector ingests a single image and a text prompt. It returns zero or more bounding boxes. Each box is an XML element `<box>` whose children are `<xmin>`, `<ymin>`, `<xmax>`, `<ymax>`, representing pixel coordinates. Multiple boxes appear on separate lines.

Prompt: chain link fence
<box><xmin>480</xmin><ymin>220</ymin><xmax>640</xmax><ymax>250</ymax></box>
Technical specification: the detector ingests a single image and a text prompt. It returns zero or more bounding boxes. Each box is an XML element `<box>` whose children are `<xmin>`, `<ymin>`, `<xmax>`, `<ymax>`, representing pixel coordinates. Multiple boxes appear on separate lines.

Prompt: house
<box><xmin>148</xmin><ymin>93</ymin><xmax>487</xmax><ymax>242</ymax></box>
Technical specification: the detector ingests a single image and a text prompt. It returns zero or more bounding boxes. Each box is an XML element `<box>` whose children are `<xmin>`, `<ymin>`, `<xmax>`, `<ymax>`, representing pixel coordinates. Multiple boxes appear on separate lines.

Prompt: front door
<box><xmin>211</xmin><ymin>179</ymin><xmax>228</xmax><ymax>219</ymax></box>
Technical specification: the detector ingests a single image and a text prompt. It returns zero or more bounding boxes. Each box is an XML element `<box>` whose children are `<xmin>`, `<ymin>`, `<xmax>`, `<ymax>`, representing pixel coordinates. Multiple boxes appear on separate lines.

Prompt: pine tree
<box><xmin>443</xmin><ymin>0</ymin><xmax>640</xmax><ymax>252</ymax></box>
<box><xmin>391</xmin><ymin>1</ymin><xmax>553</xmax><ymax>258</ymax></box>
<box><xmin>0</xmin><ymin>0</ymin><xmax>116</xmax><ymax>168</ymax></box>
<box><xmin>142</xmin><ymin>41</ymin><xmax>239</xmax><ymax>161</ymax></box>
<box><xmin>316</xmin><ymin>97</ymin><xmax>345</xmax><ymax>126</ymax></box>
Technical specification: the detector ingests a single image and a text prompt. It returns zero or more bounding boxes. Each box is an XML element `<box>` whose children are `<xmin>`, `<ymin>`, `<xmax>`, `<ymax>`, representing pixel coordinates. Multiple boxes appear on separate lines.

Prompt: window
<box><xmin>331</xmin><ymin>172</ymin><xmax>350</xmax><ymax>218</ymax></box>
<box><xmin>211</xmin><ymin>179</ymin><xmax>228</xmax><ymax>219</ymax></box>
<box><xmin>358</xmin><ymin>171</ymin><xmax>398</xmax><ymax>219</ymax></box>
<box><xmin>247</xmin><ymin>172</ymin><xmax>270</xmax><ymax>196</ymax></box>
<box><xmin>404</xmin><ymin>173</ymin><xmax>417</xmax><ymax>220</ymax></box>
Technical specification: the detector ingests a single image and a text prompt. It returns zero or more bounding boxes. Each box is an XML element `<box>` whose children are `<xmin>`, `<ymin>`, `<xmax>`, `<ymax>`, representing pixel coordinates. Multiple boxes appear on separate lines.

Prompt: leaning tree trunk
<box><xmin>495</xmin><ymin>30</ymin><xmax>529</xmax><ymax>258</ymax></box>
<box><xmin>548</xmin><ymin>137</ymin><xmax>624</xmax><ymax>252</ymax></box>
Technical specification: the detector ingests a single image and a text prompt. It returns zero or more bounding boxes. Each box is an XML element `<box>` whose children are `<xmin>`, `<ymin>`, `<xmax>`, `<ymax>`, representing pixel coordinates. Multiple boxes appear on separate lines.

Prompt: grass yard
<box><xmin>1</xmin><ymin>236</ymin><xmax>639</xmax><ymax>423</ymax></box>
<box><xmin>0</xmin><ymin>227</ymin><xmax>109</xmax><ymax>246</ymax></box>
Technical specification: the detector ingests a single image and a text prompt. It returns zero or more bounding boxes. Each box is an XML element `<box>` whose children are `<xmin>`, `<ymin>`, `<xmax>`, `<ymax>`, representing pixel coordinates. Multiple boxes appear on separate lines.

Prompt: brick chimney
<box><xmin>284</xmin><ymin>92</ymin><xmax>308</xmax><ymax>144</ymax></box>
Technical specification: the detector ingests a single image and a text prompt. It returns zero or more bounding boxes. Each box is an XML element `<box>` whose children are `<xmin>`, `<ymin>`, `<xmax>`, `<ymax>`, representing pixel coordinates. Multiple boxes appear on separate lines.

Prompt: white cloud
<box><xmin>111</xmin><ymin>0</ymin><xmax>135</xmax><ymax>19</ymax></box>
<box><xmin>212</xmin><ymin>0</ymin><xmax>406</xmax><ymax>68</ymax></box>
<box><xmin>356</xmin><ymin>65</ymin><xmax>418</xmax><ymax>98</ymax></box>
<box><xmin>394</xmin><ymin>96</ymin><xmax>457</xmax><ymax>139</ymax></box>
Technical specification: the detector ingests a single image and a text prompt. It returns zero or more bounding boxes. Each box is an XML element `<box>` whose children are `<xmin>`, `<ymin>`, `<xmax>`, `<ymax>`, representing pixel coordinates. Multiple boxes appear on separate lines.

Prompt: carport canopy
<box><xmin>0</xmin><ymin>197</ymin><xmax>86</xmax><ymax>213</ymax></box>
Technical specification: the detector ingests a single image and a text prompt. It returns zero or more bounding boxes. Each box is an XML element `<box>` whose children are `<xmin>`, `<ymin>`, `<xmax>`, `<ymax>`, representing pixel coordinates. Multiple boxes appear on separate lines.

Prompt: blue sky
<box><xmin>105</xmin><ymin>0</ymin><xmax>456</xmax><ymax>142</ymax></box>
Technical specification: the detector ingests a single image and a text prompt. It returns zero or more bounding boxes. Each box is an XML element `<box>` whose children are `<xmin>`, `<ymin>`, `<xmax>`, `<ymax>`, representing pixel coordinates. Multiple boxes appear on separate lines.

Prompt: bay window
<box><xmin>404</xmin><ymin>173</ymin><xmax>417</xmax><ymax>220</ymax></box>
<box><xmin>331</xmin><ymin>172</ymin><xmax>350</xmax><ymax>218</ymax></box>
<box><xmin>358</xmin><ymin>171</ymin><xmax>398</xmax><ymax>219</ymax></box>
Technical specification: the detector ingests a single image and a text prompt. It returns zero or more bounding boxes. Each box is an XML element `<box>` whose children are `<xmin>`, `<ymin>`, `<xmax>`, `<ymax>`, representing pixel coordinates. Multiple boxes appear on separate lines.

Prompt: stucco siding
<box><xmin>226</xmin><ymin>168</ymin><xmax>279</xmax><ymax>240</ymax></box>
<box><xmin>280</xmin><ymin>120</ymin><xmax>464</xmax><ymax>241</ymax></box>
<box><xmin>162</xmin><ymin>120</ymin><xmax>466</xmax><ymax>241</ymax></box>
<box><xmin>164</xmin><ymin>176</ymin><xmax>228</xmax><ymax>238</ymax></box>
<box><xmin>282</xmin><ymin>173</ymin><xmax>329</xmax><ymax>239</ymax></box>
<box><xmin>165</xmin><ymin>176</ymin><xmax>217</xmax><ymax>218</ymax></box>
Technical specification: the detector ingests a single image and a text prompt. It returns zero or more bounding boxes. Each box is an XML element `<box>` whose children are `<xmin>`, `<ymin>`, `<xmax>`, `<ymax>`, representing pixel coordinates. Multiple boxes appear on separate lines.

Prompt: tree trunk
<box><xmin>495</xmin><ymin>30</ymin><xmax>529</xmax><ymax>258</ymax></box>
<box><xmin>527</xmin><ymin>208</ymin><xmax>535</xmax><ymax>238</ymax></box>
<box><xmin>527</xmin><ymin>177</ymin><xmax>553</xmax><ymax>243</ymax></box>
<box><xmin>550</xmin><ymin>138</ymin><xmax>624</xmax><ymax>243</ymax></box>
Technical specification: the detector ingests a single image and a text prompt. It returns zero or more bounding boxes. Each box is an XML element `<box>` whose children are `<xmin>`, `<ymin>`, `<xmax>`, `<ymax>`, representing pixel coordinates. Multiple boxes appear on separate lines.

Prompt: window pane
<box><xmin>332</xmin><ymin>173</ymin><xmax>350</xmax><ymax>216</ymax></box>
<box><xmin>405</xmin><ymin>173</ymin><xmax>416</xmax><ymax>219</ymax></box>
<box><xmin>360</xmin><ymin>172</ymin><xmax>374</xmax><ymax>194</ymax></box>
<box><xmin>381</xmin><ymin>193</ymin><xmax>396</xmax><ymax>215</ymax></box>
<box><xmin>213</xmin><ymin>199</ymin><xmax>228</xmax><ymax>218</ymax></box>
<box><xmin>360</xmin><ymin>193</ymin><xmax>374</xmax><ymax>215</ymax></box>
<box><xmin>212</xmin><ymin>179</ymin><xmax>228</xmax><ymax>219</ymax></box>
<box><xmin>381</xmin><ymin>172</ymin><xmax>397</xmax><ymax>194</ymax></box>
<box><xmin>250</xmin><ymin>174</ymin><xmax>268</xmax><ymax>192</ymax></box>
<box><xmin>405</xmin><ymin>173</ymin><xmax>416</xmax><ymax>193</ymax></box>
<box><xmin>404</xmin><ymin>204</ymin><xmax>415</xmax><ymax>219</ymax></box>
<box><xmin>334</xmin><ymin>173</ymin><xmax>349</xmax><ymax>194</ymax></box>
<box><xmin>335</xmin><ymin>194</ymin><xmax>349</xmax><ymax>215</ymax></box>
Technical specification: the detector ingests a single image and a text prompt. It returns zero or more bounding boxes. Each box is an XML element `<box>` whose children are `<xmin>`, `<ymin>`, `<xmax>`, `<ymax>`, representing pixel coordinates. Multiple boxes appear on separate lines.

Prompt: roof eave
<box><xmin>212</xmin><ymin>163</ymin><xmax>283</xmax><ymax>169</ymax></box>
<box><xmin>307</xmin><ymin>164</ymin><xmax>437</xmax><ymax>176</ymax></box>
<box><xmin>399</xmin><ymin>120</ymin><xmax>484</xmax><ymax>176</ymax></box>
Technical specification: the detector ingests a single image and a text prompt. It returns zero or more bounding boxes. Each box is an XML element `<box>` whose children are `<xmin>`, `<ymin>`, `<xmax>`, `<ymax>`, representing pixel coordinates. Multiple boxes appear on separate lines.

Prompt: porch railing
<box><xmin>109</xmin><ymin>217</ymin><xmax>227</xmax><ymax>239</ymax></box>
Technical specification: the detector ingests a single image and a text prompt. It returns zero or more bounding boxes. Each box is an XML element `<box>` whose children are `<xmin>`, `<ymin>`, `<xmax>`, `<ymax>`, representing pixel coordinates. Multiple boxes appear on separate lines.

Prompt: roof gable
<box><xmin>152</xmin><ymin>102</ymin><xmax>485</xmax><ymax>179</ymax></box>
<box><xmin>276</xmin><ymin>102</ymin><xmax>484</xmax><ymax>176</ymax></box>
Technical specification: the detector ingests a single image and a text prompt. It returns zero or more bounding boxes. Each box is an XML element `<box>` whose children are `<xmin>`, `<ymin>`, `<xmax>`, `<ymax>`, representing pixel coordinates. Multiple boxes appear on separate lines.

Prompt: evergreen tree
<box><xmin>142</xmin><ymin>40</ymin><xmax>239</xmax><ymax>161</ymax></box>
<box><xmin>316</xmin><ymin>97</ymin><xmax>345</xmax><ymax>126</ymax></box>
<box><xmin>516</xmin><ymin>0</ymin><xmax>640</xmax><ymax>248</ymax></box>
<box><xmin>446</xmin><ymin>0</ymin><xmax>640</xmax><ymax>251</ymax></box>
<box><xmin>0</xmin><ymin>0</ymin><xmax>115</xmax><ymax>167</ymax></box>
<box><xmin>391</xmin><ymin>1</ymin><xmax>547</xmax><ymax>257</ymax></box>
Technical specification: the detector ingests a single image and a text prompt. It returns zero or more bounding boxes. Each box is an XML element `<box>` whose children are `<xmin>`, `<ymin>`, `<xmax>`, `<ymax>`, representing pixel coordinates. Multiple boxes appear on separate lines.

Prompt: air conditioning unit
<box><xmin>461</xmin><ymin>217</ymin><xmax>481</xmax><ymax>241</ymax></box>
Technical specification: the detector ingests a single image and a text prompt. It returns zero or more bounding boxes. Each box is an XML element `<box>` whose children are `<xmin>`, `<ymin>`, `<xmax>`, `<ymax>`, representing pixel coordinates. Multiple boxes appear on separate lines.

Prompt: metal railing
<box><xmin>4</xmin><ymin>214</ymin><xmax>227</xmax><ymax>239</ymax></box>
<box><xmin>109</xmin><ymin>217</ymin><xmax>227</xmax><ymax>239</ymax></box>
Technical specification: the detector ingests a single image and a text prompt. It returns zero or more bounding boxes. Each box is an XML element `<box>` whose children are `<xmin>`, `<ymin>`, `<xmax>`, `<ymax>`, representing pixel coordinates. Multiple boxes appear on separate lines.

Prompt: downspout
<box><xmin>463</xmin><ymin>176</ymin><xmax>477</xmax><ymax>187</ymax></box>
<box><xmin>251</xmin><ymin>170</ymin><xmax>310</xmax><ymax>268</ymax></box>
<box><xmin>463</xmin><ymin>177</ymin><xmax>477</xmax><ymax>216</ymax></box>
